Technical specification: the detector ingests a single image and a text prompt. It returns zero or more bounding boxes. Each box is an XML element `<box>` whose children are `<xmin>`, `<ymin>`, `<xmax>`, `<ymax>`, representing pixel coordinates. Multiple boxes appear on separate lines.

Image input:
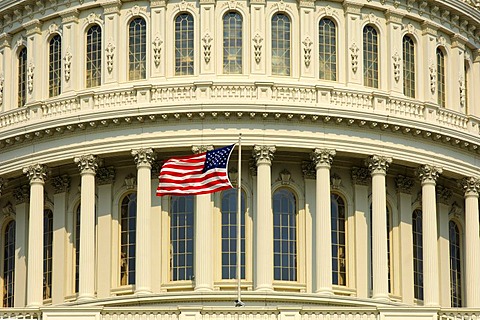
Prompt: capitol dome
<box><xmin>0</xmin><ymin>0</ymin><xmax>479</xmax><ymax>319</ymax></box>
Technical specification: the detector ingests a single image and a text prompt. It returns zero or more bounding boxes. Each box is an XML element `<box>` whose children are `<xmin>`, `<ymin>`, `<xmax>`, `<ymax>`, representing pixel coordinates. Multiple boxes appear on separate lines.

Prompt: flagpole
<box><xmin>235</xmin><ymin>133</ymin><xmax>244</xmax><ymax>307</ymax></box>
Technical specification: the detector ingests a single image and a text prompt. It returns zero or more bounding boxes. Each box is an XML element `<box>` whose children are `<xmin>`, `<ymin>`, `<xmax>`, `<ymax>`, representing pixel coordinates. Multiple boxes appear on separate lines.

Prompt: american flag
<box><xmin>156</xmin><ymin>145</ymin><xmax>235</xmax><ymax>196</ymax></box>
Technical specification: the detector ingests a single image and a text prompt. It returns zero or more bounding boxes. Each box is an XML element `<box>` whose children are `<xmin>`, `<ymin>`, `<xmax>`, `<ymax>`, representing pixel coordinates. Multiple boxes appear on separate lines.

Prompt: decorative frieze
<box><xmin>132</xmin><ymin>148</ymin><xmax>156</xmax><ymax>167</ymax></box>
<box><xmin>74</xmin><ymin>154</ymin><xmax>99</xmax><ymax>174</ymax></box>
<box><xmin>253</xmin><ymin>145</ymin><xmax>276</xmax><ymax>165</ymax></box>
<box><xmin>311</xmin><ymin>148</ymin><xmax>335</xmax><ymax>168</ymax></box>
<box><xmin>365</xmin><ymin>155</ymin><xmax>392</xmax><ymax>175</ymax></box>
<box><xmin>395</xmin><ymin>175</ymin><xmax>414</xmax><ymax>194</ymax></box>
<box><xmin>97</xmin><ymin>166</ymin><xmax>116</xmax><ymax>185</ymax></box>
<box><xmin>302</xmin><ymin>160</ymin><xmax>316</xmax><ymax>179</ymax></box>
<box><xmin>460</xmin><ymin>176</ymin><xmax>480</xmax><ymax>195</ymax></box>
<box><xmin>351</xmin><ymin>167</ymin><xmax>370</xmax><ymax>185</ymax></box>
<box><xmin>51</xmin><ymin>174</ymin><xmax>70</xmax><ymax>194</ymax></box>
<box><xmin>23</xmin><ymin>163</ymin><xmax>48</xmax><ymax>183</ymax></box>
<box><xmin>192</xmin><ymin>145</ymin><xmax>214</xmax><ymax>154</ymax></box>
<box><xmin>416</xmin><ymin>164</ymin><xmax>442</xmax><ymax>184</ymax></box>
<box><xmin>436</xmin><ymin>185</ymin><xmax>452</xmax><ymax>204</ymax></box>
<box><xmin>13</xmin><ymin>185</ymin><xmax>29</xmax><ymax>204</ymax></box>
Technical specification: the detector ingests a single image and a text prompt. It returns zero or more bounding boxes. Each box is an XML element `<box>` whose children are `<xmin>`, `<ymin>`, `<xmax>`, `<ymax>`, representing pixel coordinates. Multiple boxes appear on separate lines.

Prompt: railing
<box><xmin>0</xmin><ymin>309</ymin><xmax>41</xmax><ymax>320</ymax></box>
<box><xmin>439</xmin><ymin>311</ymin><xmax>480</xmax><ymax>320</ymax></box>
<box><xmin>0</xmin><ymin>82</ymin><xmax>478</xmax><ymax>139</ymax></box>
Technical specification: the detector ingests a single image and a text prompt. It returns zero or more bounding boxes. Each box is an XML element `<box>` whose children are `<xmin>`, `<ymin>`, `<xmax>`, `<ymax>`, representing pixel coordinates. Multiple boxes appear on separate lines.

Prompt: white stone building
<box><xmin>0</xmin><ymin>0</ymin><xmax>479</xmax><ymax>319</ymax></box>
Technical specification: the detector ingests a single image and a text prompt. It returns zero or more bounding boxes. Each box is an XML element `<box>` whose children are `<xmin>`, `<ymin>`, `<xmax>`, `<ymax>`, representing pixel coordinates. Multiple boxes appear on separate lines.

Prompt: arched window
<box><xmin>449</xmin><ymin>220</ymin><xmax>462</xmax><ymax>307</ymax></box>
<box><xmin>319</xmin><ymin>18</ymin><xmax>337</xmax><ymax>81</ymax></box>
<box><xmin>175</xmin><ymin>13</ymin><xmax>194</xmax><ymax>76</ymax></box>
<box><xmin>86</xmin><ymin>24</ymin><xmax>102</xmax><ymax>87</ymax></box>
<box><xmin>3</xmin><ymin>221</ymin><xmax>15</xmax><ymax>307</ymax></box>
<box><xmin>403</xmin><ymin>35</ymin><xmax>415</xmax><ymax>98</ymax></box>
<box><xmin>223</xmin><ymin>12</ymin><xmax>242</xmax><ymax>74</ymax></box>
<box><xmin>271</xmin><ymin>13</ymin><xmax>291</xmax><ymax>76</ymax></box>
<box><xmin>170</xmin><ymin>196</ymin><xmax>194</xmax><ymax>281</ymax></box>
<box><xmin>273</xmin><ymin>188</ymin><xmax>296</xmax><ymax>281</ymax></box>
<box><xmin>332</xmin><ymin>193</ymin><xmax>346</xmax><ymax>285</ymax></box>
<box><xmin>49</xmin><ymin>35</ymin><xmax>62</xmax><ymax>97</ymax></box>
<box><xmin>74</xmin><ymin>204</ymin><xmax>80</xmax><ymax>293</ymax></box>
<box><xmin>363</xmin><ymin>25</ymin><xmax>378</xmax><ymax>88</ymax></box>
<box><xmin>128</xmin><ymin>18</ymin><xmax>147</xmax><ymax>80</ymax></box>
<box><xmin>18</xmin><ymin>47</ymin><xmax>27</xmax><ymax>107</ymax></box>
<box><xmin>221</xmin><ymin>189</ymin><xmax>245</xmax><ymax>279</ymax></box>
<box><xmin>120</xmin><ymin>193</ymin><xmax>136</xmax><ymax>285</ymax></box>
<box><xmin>412</xmin><ymin>209</ymin><xmax>423</xmax><ymax>301</ymax></box>
<box><xmin>43</xmin><ymin>209</ymin><xmax>53</xmax><ymax>299</ymax></box>
<box><xmin>437</xmin><ymin>48</ymin><xmax>446</xmax><ymax>107</ymax></box>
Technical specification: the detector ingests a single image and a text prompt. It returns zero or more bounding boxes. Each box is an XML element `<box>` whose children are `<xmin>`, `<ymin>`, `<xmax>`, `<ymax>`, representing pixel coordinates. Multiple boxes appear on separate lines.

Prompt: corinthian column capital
<box><xmin>311</xmin><ymin>148</ymin><xmax>336</xmax><ymax>168</ymax></box>
<box><xmin>395</xmin><ymin>175</ymin><xmax>415</xmax><ymax>194</ymax></box>
<box><xmin>132</xmin><ymin>148</ymin><xmax>156</xmax><ymax>168</ymax></box>
<box><xmin>253</xmin><ymin>145</ymin><xmax>276</xmax><ymax>165</ymax></box>
<box><xmin>74</xmin><ymin>155</ymin><xmax>99</xmax><ymax>175</ymax></box>
<box><xmin>23</xmin><ymin>164</ymin><xmax>48</xmax><ymax>184</ymax></box>
<box><xmin>416</xmin><ymin>164</ymin><xmax>442</xmax><ymax>185</ymax></box>
<box><xmin>365</xmin><ymin>155</ymin><xmax>392</xmax><ymax>175</ymax></box>
<box><xmin>192</xmin><ymin>145</ymin><xmax>214</xmax><ymax>154</ymax></box>
<box><xmin>460</xmin><ymin>176</ymin><xmax>480</xmax><ymax>196</ymax></box>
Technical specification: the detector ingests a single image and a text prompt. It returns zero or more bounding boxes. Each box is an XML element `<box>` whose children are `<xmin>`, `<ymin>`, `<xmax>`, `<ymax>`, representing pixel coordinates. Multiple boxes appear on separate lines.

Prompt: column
<box><xmin>395</xmin><ymin>175</ymin><xmax>414</xmax><ymax>305</ymax></box>
<box><xmin>461</xmin><ymin>177</ymin><xmax>480</xmax><ymax>307</ymax></box>
<box><xmin>417</xmin><ymin>164</ymin><xmax>442</xmax><ymax>306</ymax></box>
<box><xmin>351</xmin><ymin>167</ymin><xmax>370</xmax><ymax>299</ymax></box>
<box><xmin>365</xmin><ymin>155</ymin><xmax>392</xmax><ymax>301</ymax></box>
<box><xmin>132</xmin><ymin>149</ymin><xmax>156</xmax><ymax>294</ymax></box>
<box><xmin>151</xmin><ymin>161</ymin><xmax>162</xmax><ymax>293</ymax></box>
<box><xmin>192</xmin><ymin>145</ymin><xmax>214</xmax><ymax>291</ymax></box>
<box><xmin>253</xmin><ymin>145</ymin><xmax>275</xmax><ymax>291</ymax></box>
<box><xmin>13</xmin><ymin>185</ymin><xmax>29</xmax><ymax>307</ymax></box>
<box><xmin>23</xmin><ymin>164</ymin><xmax>48</xmax><ymax>307</ymax></box>
<box><xmin>96</xmin><ymin>167</ymin><xmax>115</xmax><ymax>298</ymax></box>
<box><xmin>311</xmin><ymin>149</ymin><xmax>335</xmax><ymax>295</ymax></box>
<box><xmin>74</xmin><ymin>155</ymin><xmax>99</xmax><ymax>301</ymax></box>
<box><xmin>301</xmin><ymin>161</ymin><xmax>316</xmax><ymax>293</ymax></box>
<box><xmin>436</xmin><ymin>185</ymin><xmax>452</xmax><ymax>307</ymax></box>
<box><xmin>51</xmin><ymin>175</ymin><xmax>70</xmax><ymax>305</ymax></box>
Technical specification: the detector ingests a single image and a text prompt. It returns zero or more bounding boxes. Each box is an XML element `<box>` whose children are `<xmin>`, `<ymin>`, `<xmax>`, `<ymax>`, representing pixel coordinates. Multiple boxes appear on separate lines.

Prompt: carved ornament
<box><xmin>23</xmin><ymin>163</ymin><xmax>48</xmax><ymax>183</ymax></box>
<box><xmin>395</xmin><ymin>175</ymin><xmax>414</xmax><ymax>194</ymax></box>
<box><xmin>63</xmin><ymin>50</ymin><xmax>72</xmax><ymax>82</ymax></box>
<box><xmin>202</xmin><ymin>33</ymin><xmax>213</xmax><ymax>64</ymax></box>
<box><xmin>74</xmin><ymin>155</ymin><xmax>99</xmax><ymax>174</ymax></box>
<box><xmin>106</xmin><ymin>41</ymin><xmax>115</xmax><ymax>73</ymax></box>
<box><xmin>153</xmin><ymin>36</ymin><xmax>163</xmax><ymax>67</ymax></box>
<box><xmin>97</xmin><ymin>166</ymin><xmax>116</xmax><ymax>185</ymax></box>
<box><xmin>132</xmin><ymin>148</ymin><xmax>156</xmax><ymax>167</ymax></box>
<box><xmin>350</xmin><ymin>42</ymin><xmax>359</xmax><ymax>73</ymax></box>
<box><xmin>392</xmin><ymin>51</ymin><xmax>401</xmax><ymax>82</ymax></box>
<box><xmin>311</xmin><ymin>148</ymin><xmax>335</xmax><ymax>168</ymax></box>
<box><xmin>253</xmin><ymin>145</ymin><xmax>276</xmax><ymax>165</ymax></box>
<box><xmin>365</xmin><ymin>155</ymin><xmax>392</xmax><ymax>175</ymax></box>
<box><xmin>192</xmin><ymin>145</ymin><xmax>214</xmax><ymax>154</ymax></box>
<box><xmin>27</xmin><ymin>63</ymin><xmax>34</xmax><ymax>93</ymax></box>
<box><xmin>51</xmin><ymin>174</ymin><xmax>71</xmax><ymax>194</ymax></box>
<box><xmin>460</xmin><ymin>176</ymin><xmax>480</xmax><ymax>195</ymax></box>
<box><xmin>351</xmin><ymin>167</ymin><xmax>370</xmax><ymax>185</ymax></box>
<box><xmin>416</xmin><ymin>164</ymin><xmax>442</xmax><ymax>184</ymax></box>
<box><xmin>13</xmin><ymin>185</ymin><xmax>29</xmax><ymax>204</ymax></box>
<box><xmin>302</xmin><ymin>161</ymin><xmax>316</xmax><ymax>179</ymax></box>
<box><xmin>303</xmin><ymin>37</ymin><xmax>313</xmax><ymax>68</ymax></box>
<box><xmin>253</xmin><ymin>33</ymin><xmax>263</xmax><ymax>64</ymax></box>
<box><xmin>436</xmin><ymin>185</ymin><xmax>452</xmax><ymax>204</ymax></box>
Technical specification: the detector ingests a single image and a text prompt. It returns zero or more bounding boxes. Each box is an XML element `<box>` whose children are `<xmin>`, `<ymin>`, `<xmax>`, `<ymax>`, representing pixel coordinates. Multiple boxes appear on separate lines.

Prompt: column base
<box><xmin>77</xmin><ymin>294</ymin><xmax>96</xmax><ymax>302</ymax></box>
<box><xmin>135</xmin><ymin>288</ymin><xmax>153</xmax><ymax>295</ymax></box>
<box><xmin>254</xmin><ymin>286</ymin><xmax>273</xmax><ymax>292</ymax></box>
<box><xmin>372</xmin><ymin>293</ymin><xmax>390</xmax><ymax>302</ymax></box>
<box><xmin>315</xmin><ymin>289</ymin><xmax>334</xmax><ymax>296</ymax></box>
<box><xmin>26</xmin><ymin>302</ymin><xmax>42</xmax><ymax>308</ymax></box>
<box><xmin>194</xmin><ymin>286</ymin><xmax>214</xmax><ymax>292</ymax></box>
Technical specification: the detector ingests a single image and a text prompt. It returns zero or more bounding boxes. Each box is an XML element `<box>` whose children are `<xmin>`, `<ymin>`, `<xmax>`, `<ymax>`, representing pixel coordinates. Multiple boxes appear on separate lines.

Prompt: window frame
<box><xmin>318</xmin><ymin>17</ymin><xmax>337</xmax><ymax>81</ymax></box>
<box><xmin>85</xmin><ymin>24</ymin><xmax>102</xmax><ymax>88</ymax></box>
<box><xmin>449</xmin><ymin>220</ymin><xmax>463</xmax><ymax>307</ymax></box>
<box><xmin>48</xmin><ymin>34</ymin><xmax>62</xmax><ymax>98</ymax></box>
<box><xmin>174</xmin><ymin>12</ymin><xmax>195</xmax><ymax>76</ymax></box>
<box><xmin>222</xmin><ymin>11</ymin><xmax>243</xmax><ymax>75</ymax></box>
<box><xmin>436</xmin><ymin>47</ymin><xmax>446</xmax><ymax>108</ymax></box>
<box><xmin>17</xmin><ymin>46</ymin><xmax>27</xmax><ymax>108</ymax></box>
<box><xmin>128</xmin><ymin>17</ymin><xmax>148</xmax><ymax>81</ymax></box>
<box><xmin>362</xmin><ymin>24</ymin><xmax>379</xmax><ymax>88</ymax></box>
<box><xmin>119</xmin><ymin>192</ymin><xmax>137</xmax><ymax>287</ymax></box>
<box><xmin>271</xmin><ymin>12</ymin><xmax>292</xmax><ymax>76</ymax></box>
<box><xmin>402</xmin><ymin>34</ymin><xmax>416</xmax><ymax>98</ymax></box>
<box><xmin>2</xmin><ymin>219</ymin><xmax>15</xmax><ymax>308</ymax></box>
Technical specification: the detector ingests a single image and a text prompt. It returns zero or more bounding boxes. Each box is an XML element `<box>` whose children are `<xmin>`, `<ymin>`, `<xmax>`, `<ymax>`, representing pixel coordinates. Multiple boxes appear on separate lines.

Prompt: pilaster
<box><xmin>0</xmin><ymin>33</ymin><xmax>12</xmax><ymax>111</ymax></box>
<box><xmin>385</xmin><ymin>11</ymin><xmax>403</xmax><ymax>94</ymax></box>
<box><xmin>60</xmin><ymin>9</ymin><xmax>79</xmax><ymax>93</ymax></box>
<box><xmin>299</xmin><ymin>0</ymin><xmax>314</xmax><ymax>78</ymax></box>
<box><xmin>421</xmin><ymin>22</ymin><xmax>438</xmax><ymax>104</ymax></box>
<box><xmin>365</xmin><ymin>155</ymin><xmax>392</xmax><ymax>301</ymax></box>
<box><xmin>302</xmin><ymin>161</ymin><xmax>315</xmax><ymax>293</ymax></box>
<box><xmin>151</xmin><ymin>0</ymin><xmax>166</xmax><ymax>78</ymax></box>
<box><xmin>13</xmin><ymin>185</ymin><xmax>29</xmax><ymax>308</ymax></box>
<box><xmin>51</xmin><ymin>175</ymin><xmax>70</xmax><ymax>305</ymax></box>
<box><xmin>311</xmin><ymin>148</ymin><xmax>335</xmax><ymax>295</ymax></box>
<box><xmin>250</xmin><ymin>0</ymin><xmax>266</xmax><ymax>74</ymax></box>
<box><xmin>252</xmin><ymin>145</ymin><xmax>275</xmax><ymax>290</ymax></box>
<box><xmin>23</xmin><ymin>164</ymin><xmax>48</xmax><ymax>307</ymax></box>
<box><xmin>460</xmin><ymin>176</ymin><xmax>480</xmax><ymax>307</ymax></box>
<box><xmin>351</xmin><ymin>167</ymin><xmax>370</xmax><ymax>298</ymax></box>
<box><xmin>74</xmin><ymin>154</ymin><xmax>99</xmax><ymax>301</ymax></box>
<box><xmin>343</xmin><ymin>2</ymin><xmax>363</xmax><ymax>86</ymax></box>
<box><xmin>450</xmin><ymin>35</ymin><xmax>465</xmax><ymax>112</ymax></box>
<box><xmin>102</xmin><ymin>1</ymin><xmax>121</xmax><ymax>85</ymax></box>
<box><xmin>192</xmin><ymin>145</ymin><xmax>214</xmax><ymax>291</ymax></box>
<box><xmin>132</xmin><ymin>148</ymin><xmax>156</xmax><ymax>294</ymax></box>
<box><xmin>200</xmin><ymin>0</ymin><xmax>215</xmax><ymax>75</ymax></box>
<box><xmin>436</xmin><ymin>184</ymin><xmax>452</xmax><ymax>307</ymax></box>
<box><xmin>416</xmin><ymin>164</ymin><xmax>442</xmax><ymax>306</ymax></box>
<box><xmin>25</xmin><ymin>20</ymin><xmax>42</xmax><ymax>104</ymax></box>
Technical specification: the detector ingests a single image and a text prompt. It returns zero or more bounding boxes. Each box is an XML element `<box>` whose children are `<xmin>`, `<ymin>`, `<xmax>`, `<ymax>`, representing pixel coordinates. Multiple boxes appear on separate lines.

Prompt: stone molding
<box><xmin>13</xmin><ymin>184</ymin><xmax>29</xmax><ymax>204</ymax></box>
<box><xmin>252</xmin><ymin>145</ymin><xmax>276</xmax><ymax>166</ymax></box>
<box><xmin>365</xmin><ymin>155</ymin><xmax>392</xmax><ymax>175</ymax></box>
<box><xmin>395</xmin><ymin>175</ymin><xmax>414</xmax><ymax>194</ymax></box>
<box><xmin>436</xmin><ymin>185</ymin><xmax>453</xmax><ymax>204</ymax></box>
<box><xmin>351</xmin><ymin>167</ymin><xmax>370</xmax><ymax>186</ymax></box>
<box><xmin>74</xmin><ymin>155</ymin><xmax>99</xmax><ymax>175</ymax></box>
<box><xmin>302</xmin><ymin>161</ymin><xmax>316</xmax><ymax>179</ymax></box>
<box><xmin>416</xmin><ymin>164</ymin><xmax>442</xmax><ymax>184</ymax></box>
<box><xmin>192</xmin><ymin>145</ymin><xmax>214</xmax><ymax>154</ymax></box>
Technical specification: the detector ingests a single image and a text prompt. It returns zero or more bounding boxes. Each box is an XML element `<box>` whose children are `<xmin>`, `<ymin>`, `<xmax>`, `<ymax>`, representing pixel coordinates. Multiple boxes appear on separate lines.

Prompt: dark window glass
<box><xmin>413</xmin><ymin>209</ymin><xmax>423</xmax><ymax>300</ymax></box>
<box><xmin>449</xmin><ymin>220</ymin><xmax>462</xmax><ymax>307</ymax></box>
<box><xmin>271</xmin><ymin>14</ymin><xmax>291</xmax><ymax>76</ymax></box>
<box><xmin>319</xmin><ymin>18</ymin><xmax>337</xmax><ymax>81</ymax></box>
<box><xmin>171</xmin><ymin>196</ymin><xmax>194</xmax><ymax>280</ymax></box>
<box><xmin>120</xmin><ymin>193</ymin><xmax>137</xmax><ymax>285</ymax></box>
<box><xmin>175</xmin><ymin>13</ymin><xmax>194</xmax><ymax>75</ymax></box>
<box><xmin>86</xmin><ymin>24</ymin><xmax>102</xmax><ymax>87</ymax></box>
<box><xmin>18</xmin><ymin>47</ymin><xmax>27</xmax><ymax>107</ymax></box>
<box><xmin>273</xmin><ymin>189</ymin><xmax>296</xmax><ymax>281</ymax></box>
<box><xmin>129</xmin><ymin>18</ymin><xmax>147</xmax><ymax>80</ymax></box>
<box><xmin>43</xmin><ymin>209</ymin><xmax>53</xmax><ymax>299</ymax></box>
<box><xmin>363</xmin><ymin>25</ymin><xmax>378</xmax><ymax>88</ymax></box>
<box><xmin>49</xmin><ymin>35</ymin><xmax>62</xmax><ymax>97</ymax></box>
<box><xmin>3</xmin><ymin>221</ymin><xmax>15</xmax><ymax>307</ymax></box>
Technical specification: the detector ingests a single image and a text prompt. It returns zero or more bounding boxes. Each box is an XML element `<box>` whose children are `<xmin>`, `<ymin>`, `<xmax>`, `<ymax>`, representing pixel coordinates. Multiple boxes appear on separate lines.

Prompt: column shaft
<box><xmin>194</xmin><ymin>194</ymin><xmax>213</xmax><ymax>291</ymax></box>
<box><xmin>465</xmin><ymin>191</ymin><xmax>480</xmax><ymax>306</ymax></box>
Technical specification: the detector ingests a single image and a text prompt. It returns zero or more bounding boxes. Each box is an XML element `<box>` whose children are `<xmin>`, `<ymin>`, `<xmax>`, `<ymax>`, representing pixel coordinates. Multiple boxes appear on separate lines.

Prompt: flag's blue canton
<box><xmin>203</xmin><ymin>145</ymin><xmax>234</xmax><ymax>172</ymax></box>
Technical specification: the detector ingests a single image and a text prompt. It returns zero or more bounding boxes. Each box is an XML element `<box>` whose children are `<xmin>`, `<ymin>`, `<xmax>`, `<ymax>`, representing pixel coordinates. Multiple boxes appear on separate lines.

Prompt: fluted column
<box><xmin>253</xmin><ymin>145</ymin><xmax>276</xmax><ymax>291</ymax></box>
<box><xmin>23</xmin><ymin>164</ymin><xmax>48</xmax><ymax>307</ymax></box>
<box><xmin>461</xmin><ymin>177</ymin><xmax>480</xmax><ymax>307</ymax></box>
<box><xmin>13</xmin><ymin>185</ymin><xmax>29</xmax><ymax>307</ymax></box>
<box><xmin>366</xmin><ymin>155</ymin><xmax>392</xmax><ymax>301</ymax></box>
<box><xmin>311</xmin><ymin>149</ymin><xmax>335</xmax><ymax>295</ymax></box>
<box><xmin>132</xmin><ymin>149</ymin><xmax>156</xmax><ymax>294</ymax></box>
<box><xmin>74</xmin><ymin>155</ymin><xmax>99</xmax><ymax>301</ymax></box>
<box><xmin>192</xmin><ymin>145</ymin><xmax>214</xmax><ymax>291</ymax></box>
<box><xmin>417</xmin><ymin>164</ymin><xmax>442</xmax><ymax>306</ymax></box>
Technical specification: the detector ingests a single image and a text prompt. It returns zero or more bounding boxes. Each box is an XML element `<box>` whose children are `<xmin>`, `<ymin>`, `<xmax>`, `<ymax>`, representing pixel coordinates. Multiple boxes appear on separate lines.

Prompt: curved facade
<box><xmin>0</xmin><ymin>0</ymin><xmax>480</xmax><ymax>319</ymax></box>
